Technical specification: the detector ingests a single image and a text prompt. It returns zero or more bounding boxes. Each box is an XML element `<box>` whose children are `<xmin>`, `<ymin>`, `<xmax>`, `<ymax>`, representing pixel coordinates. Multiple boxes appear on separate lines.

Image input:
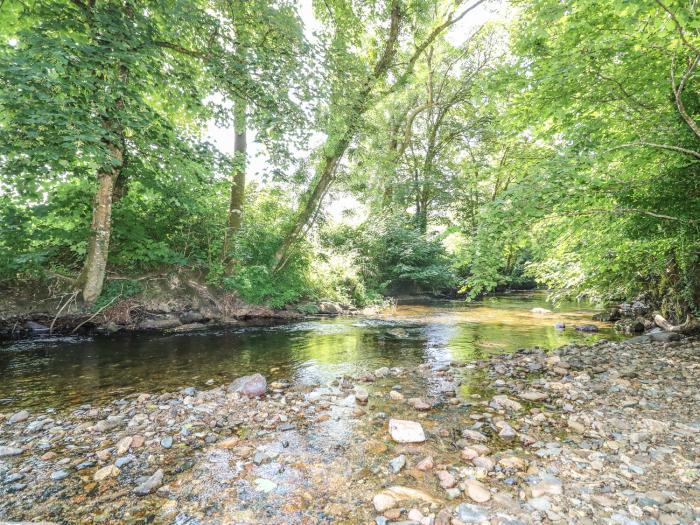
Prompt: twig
<box><xmin>50</xmin><ymin>291</ymin><xmax>79</xmax><ymax>335</ymax></box>
<box><xmin>71</xmin><ymin>295</ymin><xmax>121</xmax><ymax>334</ymax></box>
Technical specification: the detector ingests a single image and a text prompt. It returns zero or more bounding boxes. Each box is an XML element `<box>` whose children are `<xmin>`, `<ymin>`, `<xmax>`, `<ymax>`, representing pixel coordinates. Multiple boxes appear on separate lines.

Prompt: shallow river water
<box><xmin>0</xmin><ymin>292</ymin><xmax>620</xmax><ymax>410</ymax></box>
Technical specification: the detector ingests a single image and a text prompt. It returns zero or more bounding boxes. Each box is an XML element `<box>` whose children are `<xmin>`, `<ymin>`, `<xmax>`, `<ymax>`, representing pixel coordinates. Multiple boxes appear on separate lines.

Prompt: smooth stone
<box><xmin>528</xmin><ymin>496</ymin><xmax>551</xmax><ymax>511</ymax></box>
<box><xmin>134</xmin><ymin>469</ymin><xmax>163</xmax><ymax>495</ymax></box>
<box><xmin>160</xmin><ymin>436</ymin><xmax>173</xmax><ymax>449</ymax></box>
<box><xmin>456</xmin><ymin>503</ymin><xmax>489</xmax><ymax>523</ymax></box>
<box><xmin>437</xmin><ymin>470</ymin><xmax>456</xmax><ymax>489</ymax></box>
<box><xmin>416</xmin><ymin>456</ymin><xmax>434</xmax><ymax>471</ymax></box>
<box><xmin>116</xmin><ymin>436</ymin><xmax>133</xmax><ymax>455</ymax></box>
<box><xmin>50</xmin><ymin>469</ymin><xmax>70</xmax><ymax>481</ymax></box>
<box><xmin>355</xmin><ymin>388</ymin><xmax>369</xmax><ymax>404</ymax></box>
<box><xmin>531</xmin><ymin>476</ymin><xmax>563</xmax><ymax>497</ymax></box>
<box><xmin>115</xmin><ymin>455</ymin><xmax>134</xmax><ymax>468</ymax></box>
<box><xmin>253</xmin><ymin>477</ymin><xmax>277</xmax><ymax>493</ymax></box>
<box><xmin>373</xmin><ymin>493</ymin><xmax>397</xmax><ymax>512</ymax></box>
<box><xmin>93</xmin><ymin>465</ymin><xmax>120</xmax><ymax>481</ymax></box>
<box><xmin>8</xmin><ymin>410</ymin><xmax>30</xmax><ymax>424</ymax></box>
<box><xmin>389</xmin><ymin>454</ymin><xmax>406</xmax><ymax>473</ymax></box>
<box><xmin>519</xmin><ymin>391</ymin><xmax>548</xmax><ymax>401</ymax></box>
<box><xmin>463</xmin><ymin>479</ymin><xmax>491</xmax><ymax>502</ymax></box>
<box><xmin>462</xmin><ymin>429</ymin><xmax>488</xmax><ymax>442</ymax></box>
<box><xmin>228</xmin><ymin>373</ymin><xmax>267</xmax><ymax>398</ymax></box>
<box><xmin>389</xmin><ymin>419</ymin><xmax>426</xmax><ymax>443</ymax></box>
<box><xmin>0</xmin><ymin>446</ymin><xmax>23</xmax><ymax>457</ymax></box>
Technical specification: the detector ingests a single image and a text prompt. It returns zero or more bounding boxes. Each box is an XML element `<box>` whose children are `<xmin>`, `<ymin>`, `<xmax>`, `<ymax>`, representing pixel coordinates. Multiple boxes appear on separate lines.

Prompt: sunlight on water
<box><xmin>0</xmin><ymin>292</ymin><xmax>620</xmax><ymax>409</ymax></box>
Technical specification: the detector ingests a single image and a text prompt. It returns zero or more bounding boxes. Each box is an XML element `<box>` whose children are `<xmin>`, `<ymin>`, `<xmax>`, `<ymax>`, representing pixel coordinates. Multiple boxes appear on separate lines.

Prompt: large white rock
<box><xmin>389</xmin><ymin>419</ymin><xmax>426</xmax><ymax>443</ymax></box>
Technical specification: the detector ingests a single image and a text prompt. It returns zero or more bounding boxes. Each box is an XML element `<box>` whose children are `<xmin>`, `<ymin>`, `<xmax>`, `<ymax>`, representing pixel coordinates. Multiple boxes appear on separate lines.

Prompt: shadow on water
<box><xmin>0</xmin><ymin>291</ymin><xmax>621</xmax><ymax>410</ymax></box>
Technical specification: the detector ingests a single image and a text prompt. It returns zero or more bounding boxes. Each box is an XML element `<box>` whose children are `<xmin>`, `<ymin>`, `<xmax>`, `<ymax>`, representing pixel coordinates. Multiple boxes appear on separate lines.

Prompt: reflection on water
<box><xmin>0</xmin><ymin>292</ymin><xmax>620</xmax><ymax>410</ymax></box>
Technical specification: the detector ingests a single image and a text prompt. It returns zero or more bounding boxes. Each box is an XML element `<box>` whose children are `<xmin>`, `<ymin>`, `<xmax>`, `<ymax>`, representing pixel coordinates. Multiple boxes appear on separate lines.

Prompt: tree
<box><xmin>273</xmin><ymin>0</ymin><xmax>488</xmax><ymax>271</ymax></box>
<box><xmin>1</xmin><ymin>0</ymin><xmax>227</xmax><ymax>303</ymax></box>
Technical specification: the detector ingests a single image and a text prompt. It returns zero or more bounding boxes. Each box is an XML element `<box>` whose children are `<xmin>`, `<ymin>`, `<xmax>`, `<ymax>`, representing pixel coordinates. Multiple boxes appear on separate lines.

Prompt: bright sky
<box><xmin>206</xmin><ymin>0</ymin><xmax>507</xmax><ymax>223</ymax></box>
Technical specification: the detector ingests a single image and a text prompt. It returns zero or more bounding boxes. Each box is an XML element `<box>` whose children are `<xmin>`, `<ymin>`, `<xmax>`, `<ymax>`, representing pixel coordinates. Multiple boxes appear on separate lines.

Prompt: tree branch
<box><xmin>671</xmin><ymin>53</ymin><xmax>700</xmax><ymax>141</ymax></box>
<box><xmin>607</xmin><ymin>141</ymin><xmax>700</xmax><ymax>160</ymax></box>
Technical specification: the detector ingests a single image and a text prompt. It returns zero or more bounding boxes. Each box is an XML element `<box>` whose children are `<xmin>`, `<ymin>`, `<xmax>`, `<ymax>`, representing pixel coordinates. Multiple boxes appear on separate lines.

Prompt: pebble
<box><xmin>133</xmin><ymin>469</ymin><xmax>163</xmax><ymax>495</ymax></box>
<box><xmin>160</xmin><ymin>435</ymin><xmax>173</xmax><ymax>449</ymax></box>
<box><xmin>463</xmin><ymin>479</ymin><xmax>490</xmax><ymax>502</ymax></box>
<box><xmin>389</xmin><ymin>454</ymin><xmax>406</xmax><ymax>473</ymax></box>
<box><xmin>93</xmin><ymin>465</ymin><xmax>120</xmax><ymax>481</ymax></box>
<box><xmin>0</xmin><ymin>446</ymin><xmax>23</xmax><ymax>457</ymax></box>
<box><xmin>50</xmin><ymin>469</ymin><xmax>70</xmax><ymax>481</ymax></box>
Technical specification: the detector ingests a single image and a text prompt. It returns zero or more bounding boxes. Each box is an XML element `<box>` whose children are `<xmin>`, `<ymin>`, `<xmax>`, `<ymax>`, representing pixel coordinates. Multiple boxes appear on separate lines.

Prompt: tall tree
<box><xmin>0</xmin><ymin>0</ymin><xmax>226</xmax><ymax>303</ymax></box>
<box><xmin>273</xmin><ymin>0</ymin><xmax>488</xmax><ymax>271</ymax></box>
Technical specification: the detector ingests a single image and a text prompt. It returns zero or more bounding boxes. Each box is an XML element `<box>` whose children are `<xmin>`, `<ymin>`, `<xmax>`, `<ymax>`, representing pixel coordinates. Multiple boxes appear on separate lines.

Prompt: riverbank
<box><xmin>0</xmin><ymin>273</ymin><xmax>375</xmax><ymax>341</ymax></box>
<box><xmin>1</xmin><ymin>334</ymin><xmax>697</xmax><ymax>524</ymax></box>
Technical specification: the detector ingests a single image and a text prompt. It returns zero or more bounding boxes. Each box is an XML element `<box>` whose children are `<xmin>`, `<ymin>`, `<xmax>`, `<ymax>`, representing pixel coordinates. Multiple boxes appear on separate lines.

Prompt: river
<box><xmin>0</xmin><ymin>292</ymin><xmax>620</xmax><ymax>410</ymax></box>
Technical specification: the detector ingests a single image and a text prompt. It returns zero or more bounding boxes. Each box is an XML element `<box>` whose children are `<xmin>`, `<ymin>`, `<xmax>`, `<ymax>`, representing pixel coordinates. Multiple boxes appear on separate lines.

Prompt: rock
<box><xmin>116</xmin><ymin>436</ymin><xmax>133</xmax><ymax>455</ymax></box>
<box><xmin>227</xmin><ymin>373</ymin><xmax>267</xmax><ymax>398</ymax></box>
<box><xmin>50</xmin><ymin>469</ymin><xmax>70</xmax><ymax>481</ymax></box>
<box><xmin>530</xmin><ymin>476</ymin><xmax>563</xmax><ymax>497</ymax></box>
<box><xmin>437</xmin><ymin>470</ymin><xmax>456</xmax><ymax>489</ymax></box>
<box><xmin>518</xmin><ymin>391</ymin><xmax>547</xmax><ymax>402</ymax></box>
<box><xmin>615</xmin><ymin>318</ymin><xmax>645</xmax><ymax>334</ymax></box>
<box><xmin>8</xmin><ymin>410</ymin><xmax>30</xmax><ymax>424</ymax></box>
<box><xmin>389</xmin><ymin>390</ymin><xmax>404</xmax><ymax>401</ymax></box>
<box><xmin>528</xmin><ymin>497</ymin><xmax>551</xmax><ymax>511</ymax></box>
<box><xmin>389</xmin><ymin>455</ymin><xmax>406</xmax><ymax>473</ymax></box>
<box><xmin>115</xmin><ymin>455</ymin><xmax>134</xmax><ymax>468</ymax></box>
<box><xmin>408</xmin><ymin>398</ymin><xmax>431</xmax><ymax>410</ymax></box>
<box><xmin>160</xmin><ymin>436</ymin><xmax>173</xmax><ymax>449</ymax></box>
<box><xmin>318</xmin><ymin>301</ymin><xmax>343</xmax><ymax>315</ymax></box>
<box><xmin>554</xmin><ymin>322</ymin><xmax>566</xmax><ymax>330</ymax></box>
<box><xmin>179</xmin><ymin>310</ymin><xmax>204</xmax><ymax>323</ymax></box>
<box><xmin>407</xmin><ymin>508</ymin><xmax>424</xmax><ymax>522</ymax></box>
<box><xmin>461</xmin><ymin>429</ymin><xmax>487</xmax><ymax>442</ymax></box>
<box><xmin>490</xmin><ymin>395</ymin><xmax>522</xmax><ymax>411</ymax></box>
<box><xmin>131</xmin><ymin>435</ymin><xmax>145</xmax><ymax>448</ymax></box>
<box><xmin>416</xmin><ymin>456</ymin><xmax>434</xmax><ymax>471</ymax></box>
<box><xmin>95</xmin><ymin>416</ymin><xmax>122</xmax><ymax>432</ymax></box>
<box><xmin>355</xmin><ymin>387</ymin><xmax>369</xmax><ymax>404</ymax></box>
<box><xmin>495</xmin><ymin>420</ymin><xmax>516</xmax><ymax>439</ymax></box>
<box><xmin>455</xmin><ymin>503</ymin><xmax>489</xmax><ymax>523</ymax></box>
<box><xmin>388</xmin><ymin>419</ymin><xmax>426</xmax><ymax>443</ymax></box>
<box><xmin>93</xmin><ymin>465</ymin><xmax>120</xmax><ymax>481</ymax></box>
<box><xmin>0</xmin><ymin>446</ymin><xmax>23</xmax><ymax>457</ymax></box>
<box><xmin>217</xmin><ymin>437</ymin><xmax>240</xmax><ymax>449</ymax></box>
<box><xmin>463</xmin><ymin>479</ymin><xmax>491</xmax><ymax>502</ymax></box>
<box><xmin>138</xmin><ymin>316</ymin><xmax>182</xmax><ymax>330</ymax></box>
<box><xmin>531</xmin><ymin>308</ymin><xmax>551</xmax><ymax>314</ymax></box>
<box><xmin>575</xmin><ymin>324</ymin><xmax>599</xmax><ymax>332</ymax></box>
<box><xmin>134</xmin><ymin>469</ymin><xmax>163</xmax><ymax>496</ymax></box>
<box><xmin>472</xmin><ymin>456</ymin><xmax>495</xmax><ymax>470</ymax></box>
<box><xmin>373</xmin><ymin>493</ymin><xmax>397</xmax><ymax>512</ymax></box>
<box><xmin>253</xmin><ymin>478</ymin><xmax>277</xmax><ymax>493</ymax></box>
<box><xmin>374</xmin><ymin>367</ymin><xmax>390</xmax><ymax>378</ymax></box>
<box><xmin>499</xmin><ymin>456</ymin><xmax>526</xmax><ymax>470</ymax></box>
<box><xmin>25</xmin><ymin>320</ymin><xmax>49</xmax><ymax>332</ymax></box>
<box><xmin>567</xmin><ymin>417</ymin><xmax>585</xmax><ymax>433</ymax></box>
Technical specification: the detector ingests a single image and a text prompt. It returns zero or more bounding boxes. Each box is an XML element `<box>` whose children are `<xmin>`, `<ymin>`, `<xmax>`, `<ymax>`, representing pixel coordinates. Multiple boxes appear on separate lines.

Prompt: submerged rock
<box><xmin>133</xmin><ymin>469</ymin><xmax>163</xmax><ymax>496</ymax></box>
<box><xmin>227</xmin><ymin>373</ymin><xmax>267</xmax><ymax>398</ymax></box>
<box><xmin>0</xmin><ymin>446</ymin><xmax>23</xmax><ymax>457</ymax></box>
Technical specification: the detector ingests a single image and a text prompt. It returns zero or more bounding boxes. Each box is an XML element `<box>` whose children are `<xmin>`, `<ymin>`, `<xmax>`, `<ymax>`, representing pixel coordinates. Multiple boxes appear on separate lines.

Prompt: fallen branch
<box><xmin>49</xmin><ymin>291</ymin><xmax>79</xmax><ymax>335</ymax></box>
<box><xmin>653</xmin><ymin>313</ymin><xmax>700</xmax><ymax>334</ymax></box>
<box><xmin>70</xmin><ymin>294</ymin><xmax>121</xmax><ymax>334</ymax></box>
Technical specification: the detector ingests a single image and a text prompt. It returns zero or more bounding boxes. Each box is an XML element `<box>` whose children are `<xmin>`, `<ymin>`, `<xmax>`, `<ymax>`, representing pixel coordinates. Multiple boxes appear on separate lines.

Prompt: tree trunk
<box><xmin>273</xmin><ymin>131</ymin><xmax>352</xmax><ymax>271</ymax></box>
<box><xmin>77</xmin><ymin>144</ymin><xmax>122</xmax><ymax>304</ymax></box>
<box><xmin>222</xmin><ymin>98</ymin><xmax>247</xmax><ymax>259</ymax></box>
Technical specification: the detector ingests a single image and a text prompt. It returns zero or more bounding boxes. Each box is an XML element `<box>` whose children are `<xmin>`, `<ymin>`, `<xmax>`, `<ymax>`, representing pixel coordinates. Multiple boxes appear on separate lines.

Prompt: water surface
<box><xmin>0</xmin><ymin>292</ymin><xmax>619</xmax><ymax>410</ymax></box>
